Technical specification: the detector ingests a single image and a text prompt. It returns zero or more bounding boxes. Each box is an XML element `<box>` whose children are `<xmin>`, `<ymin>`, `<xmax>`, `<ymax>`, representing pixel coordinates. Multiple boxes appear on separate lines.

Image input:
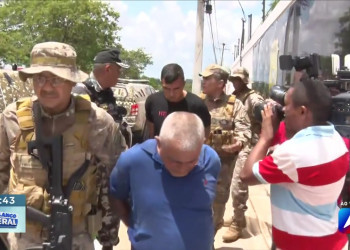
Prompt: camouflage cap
<box><xmin>229</xmin><ymin>67</ymin><xmax>249</xmax><ymax>84</ymax></box>
<box><xmin>199</xmin><ymin>64</ymin><xmax>227</xmax><ymax>77</ymax></box>
<box><xmin>19</xmin><ymin>42</ymin><xmax>88</xmax><ymax>83</ymax></box>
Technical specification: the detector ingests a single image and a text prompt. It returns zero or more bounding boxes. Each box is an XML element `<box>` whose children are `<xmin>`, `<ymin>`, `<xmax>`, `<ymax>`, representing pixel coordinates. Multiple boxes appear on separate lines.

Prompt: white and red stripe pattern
<box><xmin>252</xmin><ymin>124</ymin><xmax>349</xmax><ymax>249</ymax></box>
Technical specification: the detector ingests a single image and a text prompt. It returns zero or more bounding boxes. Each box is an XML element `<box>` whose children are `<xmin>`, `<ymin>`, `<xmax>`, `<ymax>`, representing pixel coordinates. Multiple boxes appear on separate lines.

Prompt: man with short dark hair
<box><xmin>241</xmin><ymin>77</ymin><xmax>349</xmax><ymax>250</ymax></box>
<box><xmin>145</xmin><ymin>63</ymin><xmax>211</xmax><ymax>138</ymax></box>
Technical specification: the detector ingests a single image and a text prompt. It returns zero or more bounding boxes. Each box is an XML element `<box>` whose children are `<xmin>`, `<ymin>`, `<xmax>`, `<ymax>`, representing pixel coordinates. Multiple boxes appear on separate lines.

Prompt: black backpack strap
<box><xmin>242</xmin><ymin>90</ymin><xmax>255</xmax><ymax>104</ymax></box>
<box><xmin>63</xmin><ymin>155</ymin><xmax>91</xmax><ymax>198</ymax></box>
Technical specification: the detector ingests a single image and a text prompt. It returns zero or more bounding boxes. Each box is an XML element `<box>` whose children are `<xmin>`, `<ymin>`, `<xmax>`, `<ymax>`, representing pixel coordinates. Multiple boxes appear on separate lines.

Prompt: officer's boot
<box><xmin>222</xmin><ymin>217</ymin><xmax>246</xmax><ymax>243</ymax></box>
<box><xmin>223</xmin><ymin>217</ymin><xmax>233</xmax><ymax>227</ymax></box>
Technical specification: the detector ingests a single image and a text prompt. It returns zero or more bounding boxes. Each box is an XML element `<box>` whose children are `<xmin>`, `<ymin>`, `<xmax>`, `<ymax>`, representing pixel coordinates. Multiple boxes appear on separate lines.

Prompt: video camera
<box><xmin>253</xmin><ymin>85</ymin><xmax>287</xmax><ymax>122</ymax></box>
<box><xmin>253</xmin><ymin>53</ymin><xmax>320</xmax><ymax>122</ymax></box>
<box><xmin>279</xmin><ymin>54</ymin><xmax>320</xmax><ymax>78</ymax></box>
<box><xmin>254</xmin><ymin>53</ymin><xmax>350</xmax><ymax>139</ymax></box>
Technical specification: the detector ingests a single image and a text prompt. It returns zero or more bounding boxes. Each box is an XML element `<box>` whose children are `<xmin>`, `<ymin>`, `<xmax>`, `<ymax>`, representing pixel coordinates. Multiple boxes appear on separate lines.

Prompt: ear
<box><xmin>155</xmin><ymin>136</ymin><xmax>160</xmax><ymax>144</ymax></box>
<box><xmin>155</xmin><ymin>136</ymin><xmax>161</xmax><ymax>153</ymax></box>
<box><xmin>155</xmin><ymin>136</ymin><xmax>161</xmax><ymax>146</ymax></box>
<box><xmin>105</xmin><ymin>64</ymin><xmax>111</xmax><ymax>72</ymax></box>
<box><xmin>218</xmin><ymin>79</ymin><xmax>225</xmax><ymax>88</ymax></box>
<box><xmin>299</xmin><ymin>105</ymin><xmax>307</xmax><ymax>115</ymax></box>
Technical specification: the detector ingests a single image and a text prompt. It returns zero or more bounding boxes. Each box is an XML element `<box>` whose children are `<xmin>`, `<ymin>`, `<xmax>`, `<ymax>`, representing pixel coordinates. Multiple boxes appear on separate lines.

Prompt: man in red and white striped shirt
<box><xmin>241</xmin><ymin>76</ymin><xmax>348</xmax><ymax>250</ymax></box>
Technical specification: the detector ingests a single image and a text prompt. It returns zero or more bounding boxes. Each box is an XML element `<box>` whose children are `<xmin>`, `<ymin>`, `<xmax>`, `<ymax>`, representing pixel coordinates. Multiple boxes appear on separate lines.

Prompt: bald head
<box><xmin>159</xmin><ymin>112</ymin><xmax>205</xmax><ymax>151</ymax></box>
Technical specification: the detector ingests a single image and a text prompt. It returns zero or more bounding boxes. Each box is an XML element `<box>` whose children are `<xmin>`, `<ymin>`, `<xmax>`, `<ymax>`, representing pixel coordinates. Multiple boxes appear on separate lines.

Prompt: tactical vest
<box><xmin>9</xmin><ymin>96</ymin><xmax>100</xmax><ymax>237</ymax></box>
<box><xmin>201</xmin><ymin>93</ymin><xmax>237</xmax><ymax>156</ymax></box>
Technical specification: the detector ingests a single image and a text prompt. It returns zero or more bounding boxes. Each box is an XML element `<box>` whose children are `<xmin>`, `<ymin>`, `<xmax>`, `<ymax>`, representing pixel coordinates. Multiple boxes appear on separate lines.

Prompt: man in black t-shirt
<box><xmin>145</xmin><ymin>63</ymin><xmax>211</xmax><ymax>138</ymax></box>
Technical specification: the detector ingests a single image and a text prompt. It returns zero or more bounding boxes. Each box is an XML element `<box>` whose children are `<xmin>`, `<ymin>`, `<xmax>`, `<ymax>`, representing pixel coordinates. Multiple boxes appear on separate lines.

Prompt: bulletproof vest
<box><xmin>85</xmin><ymin>78</ymin><xmax>116</xmax><ymax>105</ymax></box>
<box><xmin>84</xmin><ymin>78</ymin><xmax>122</xmax><ymax>122</ymax></box>
<box><xmin>10</xmin><ymin>96</ymin><xmax>100</xmax><ymax>236</ymax></box>
<box><xmin>201</xmin><ymin>93</ymin><xmax>237</xmax><ymax>156</ymax></box>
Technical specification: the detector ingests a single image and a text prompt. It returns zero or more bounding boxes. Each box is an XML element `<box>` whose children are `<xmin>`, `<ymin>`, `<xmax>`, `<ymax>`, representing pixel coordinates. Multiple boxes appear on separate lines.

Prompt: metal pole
<box><xmin>192</xmin><ymin>0</ymin><xmax>205</xmax><ymax>95</ymax></box>
<box><xmin>262</xmin><ymin>0</ymin><xmax>266</xmax><ymax>21</ymax></box>
<box><xmin>220</xmin><ymin>43</ymin><xmax>226</xmax><ymax>66</ymax></box>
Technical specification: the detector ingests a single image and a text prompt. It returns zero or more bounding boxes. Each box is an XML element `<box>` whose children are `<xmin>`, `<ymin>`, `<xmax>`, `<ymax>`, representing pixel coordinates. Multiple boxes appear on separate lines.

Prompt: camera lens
<box><xmin>253</xmin><ymin>102</ymin><xmax>284</xmax><ymax>123</ymax></box>
<box><xmin>269</xmin><ymin>85</ymin><xmax>288</xmax><ymax>106</ymax></box>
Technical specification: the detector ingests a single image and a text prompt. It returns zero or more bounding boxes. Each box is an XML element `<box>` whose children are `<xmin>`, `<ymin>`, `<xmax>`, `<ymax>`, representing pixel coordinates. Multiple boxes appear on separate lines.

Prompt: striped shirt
<box><xmin>253</xmin><ymin>124</ymin><xmax>349</xmax><ymax>250</ymax></box>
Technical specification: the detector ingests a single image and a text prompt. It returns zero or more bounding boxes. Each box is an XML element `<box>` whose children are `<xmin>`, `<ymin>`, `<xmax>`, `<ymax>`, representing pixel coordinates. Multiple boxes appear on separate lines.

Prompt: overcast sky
<box><xmin>106</xmin><ymin>1</ymin><xmax>270</xmax><ymax>79</ymax></box>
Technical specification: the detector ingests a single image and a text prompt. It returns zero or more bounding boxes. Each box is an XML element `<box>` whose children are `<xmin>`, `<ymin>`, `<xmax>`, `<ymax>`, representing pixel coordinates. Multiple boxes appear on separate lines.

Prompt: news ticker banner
<box><xmin>0</xmin><ymin>194</ymin><xmax>25</xmax><ymax>233</ymax></box>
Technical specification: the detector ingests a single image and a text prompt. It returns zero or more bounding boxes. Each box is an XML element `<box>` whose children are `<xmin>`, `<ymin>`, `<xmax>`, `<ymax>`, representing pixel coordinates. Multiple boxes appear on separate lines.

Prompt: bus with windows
<box><xmin>230</xmin><ymin>0</ymin><xmax>350</xmax><ymax>98</ymax></box>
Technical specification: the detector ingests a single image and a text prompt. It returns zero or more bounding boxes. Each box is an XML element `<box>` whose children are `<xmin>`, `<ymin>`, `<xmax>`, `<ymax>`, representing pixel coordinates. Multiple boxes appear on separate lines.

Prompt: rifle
<box><xmin>26</xmin><ymin>101</ymin><xmax>73</xmax><ymax>250</ymax></box>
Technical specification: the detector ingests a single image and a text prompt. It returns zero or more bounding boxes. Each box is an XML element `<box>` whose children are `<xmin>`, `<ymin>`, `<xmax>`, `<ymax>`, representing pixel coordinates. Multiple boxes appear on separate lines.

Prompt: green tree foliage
<box><xmin>184</xmin><ymin>79</ymin><xmax>193</xmax><ymax>93</ymax></box>
<box><xmin>0</xmin><ymin>0</ymin><xmax>152</xmax><ymax>77</ymax></box>
<box><xmin>269</xmin><ymin>0</ymin><xmax>280</xmax><ymax>12</ymax></box>
<box><xmin>145</xmin><ymin>77</ymin><xmax>162</xmax><ymax>91</ymax></box>
<box><xmin>120</xmin><ymin>47</ymin><xmax>153</xmax><ymax>79</ymax></box>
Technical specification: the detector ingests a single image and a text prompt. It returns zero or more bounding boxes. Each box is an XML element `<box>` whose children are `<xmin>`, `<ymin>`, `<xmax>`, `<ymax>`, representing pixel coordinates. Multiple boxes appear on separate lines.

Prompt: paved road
<box><xmin>94</xmin><ymin>184</ymin><xmax>272</xmax><ymax>250</ymax></box>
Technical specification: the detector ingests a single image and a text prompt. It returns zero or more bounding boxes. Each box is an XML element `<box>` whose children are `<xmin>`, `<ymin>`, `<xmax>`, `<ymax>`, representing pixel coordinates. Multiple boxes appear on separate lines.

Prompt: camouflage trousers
<box><xmin>229</xmin><ymin>146</ymin><xmax>250</xmax><ymax>230</ymax></box>
<box><xmin>213</xmin><ymin>155</ymin><xmax>238</xmax><ymax>232</ymax></box>
<box><xmin>7</xmin><ymin>231</ymin><xmax>94</xmax><ymax>250</ymax></box>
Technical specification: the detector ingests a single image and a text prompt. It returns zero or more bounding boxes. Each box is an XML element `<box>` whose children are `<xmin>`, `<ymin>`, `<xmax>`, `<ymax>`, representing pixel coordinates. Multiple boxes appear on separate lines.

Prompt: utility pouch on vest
<box><xmin>87</xmin><ymin>209</ymin><xmax>102</xmax><ymax>238</ymax></box>
<box><xmin>212</xmin><ymin>129</ymin><xmax>223</xmax><ymax>150</ymax></box>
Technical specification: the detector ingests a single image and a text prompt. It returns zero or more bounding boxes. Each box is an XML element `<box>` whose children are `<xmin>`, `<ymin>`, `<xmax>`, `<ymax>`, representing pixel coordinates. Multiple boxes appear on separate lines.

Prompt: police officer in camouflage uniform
<box><xmin>200</xmin><ymin>64</ymin><xmax>251</xmax><ymax>236</ymax></box>
<box><xmin>222</xmin><ymin>67</ymin><xmax>264</xmax><ymax>242</ymax></box>
<box><xmin>0</xmin><ymin>42</ymin><xmax>125</xmax><ymax>250</ymax></box>
<box><xmin>72</xmin><ymin>48</ymin><xmax>131</xmax><ymax>146</ymax></box>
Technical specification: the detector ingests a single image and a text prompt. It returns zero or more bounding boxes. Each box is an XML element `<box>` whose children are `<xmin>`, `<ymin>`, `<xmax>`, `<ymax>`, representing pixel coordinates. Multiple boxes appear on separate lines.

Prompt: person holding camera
<box><xmin>222</xmin><ymin>67</ymin><xmax>264</xmax><ymax>242</ymax></box>
<box><xmin>240</xmin><ymin>76</ymin><xmax>349</xmax><ymax>250</ymax></box>
<box><xmin>200</xmin><ymin>64</ymin><xmax>251</xmax><ymax>237</ymax></box>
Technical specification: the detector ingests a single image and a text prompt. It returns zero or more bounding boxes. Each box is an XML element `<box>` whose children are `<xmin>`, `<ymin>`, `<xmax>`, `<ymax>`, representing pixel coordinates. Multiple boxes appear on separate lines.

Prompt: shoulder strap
<box><xmin>73</xmin><ymin>95</ymin><xmax>91</xmax><ymax>150</ymax></box>
<box><xmin>199</xmin><ymin>92</ymin><xmax>206</xmax><ymax>100</ymax></box>
<box><xmin>241</xmin><ymin>90</ymin><xmax>255</xmax><ymax>104</ymax></box>
<box><xmin>16</xmin><ymin>97</ymin><xmax>34</xmax><ymax>130</ymax></box>
<box><xmin>227</xmin><ymin>95</ymin><xmax>236</xmax><ymax>105</ymax></box>
<box><xmin>74</xmin><ymin>95</ymin><xmax>92</xmax><ymax>112</ymax></box>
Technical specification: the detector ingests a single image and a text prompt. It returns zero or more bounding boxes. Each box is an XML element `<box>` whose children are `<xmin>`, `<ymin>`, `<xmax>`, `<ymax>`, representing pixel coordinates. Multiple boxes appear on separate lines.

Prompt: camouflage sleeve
<box><xmin>0</xmin><ymin>113</ymin><xmax>10</xmax><ymax>193</ymax></box>
<box><xmin>95</xmin><ymin>159</ymin><xmax>120</xmax><ymax>247</ymax></box>
<box><xmin>89</xmin><ymin>104</ymin><xmax>126</xmax><ymax>247</ymax></box>
<box><xmin>232</xmin><ymin>99</ymin><xmax>251</xmax><ymax>147</ymax></box>
<box><xmin>0</xmin><ymin>104</ymin><xmax>19</xmax><ymax>194</ymax></box>
<box><xmin>247</xmin><ymin>93</ymin><xmax>264</xmax><ymax>118</ymax></box>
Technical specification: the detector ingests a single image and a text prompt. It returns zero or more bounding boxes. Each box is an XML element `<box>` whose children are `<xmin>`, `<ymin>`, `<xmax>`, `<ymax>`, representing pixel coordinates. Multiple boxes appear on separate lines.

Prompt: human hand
<box><xmin>260</xmin><ymin>103</ymin><xmax>279</xmax><ymax>142</ymax></box>
<box><xmin>221</xmin><ymin>139</ymin><xmax>242</xmax><ymax>153</ymax></box>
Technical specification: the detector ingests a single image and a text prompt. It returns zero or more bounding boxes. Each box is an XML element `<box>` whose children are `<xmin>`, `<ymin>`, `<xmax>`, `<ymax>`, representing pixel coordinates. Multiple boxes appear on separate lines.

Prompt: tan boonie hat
<box><xmin>229</xmin><ymin>67</ymin><xmax>249</xmax><ymax>84</ymax></box>
<box><xmin>199</xmin><ymin>64</ymin><xmax>226</xmax><ymax>77</ymax></box>
<box><xmin>19</xmin><ymin>41</ymin><xmax>88</xmax><ymax>83</ymax></box>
